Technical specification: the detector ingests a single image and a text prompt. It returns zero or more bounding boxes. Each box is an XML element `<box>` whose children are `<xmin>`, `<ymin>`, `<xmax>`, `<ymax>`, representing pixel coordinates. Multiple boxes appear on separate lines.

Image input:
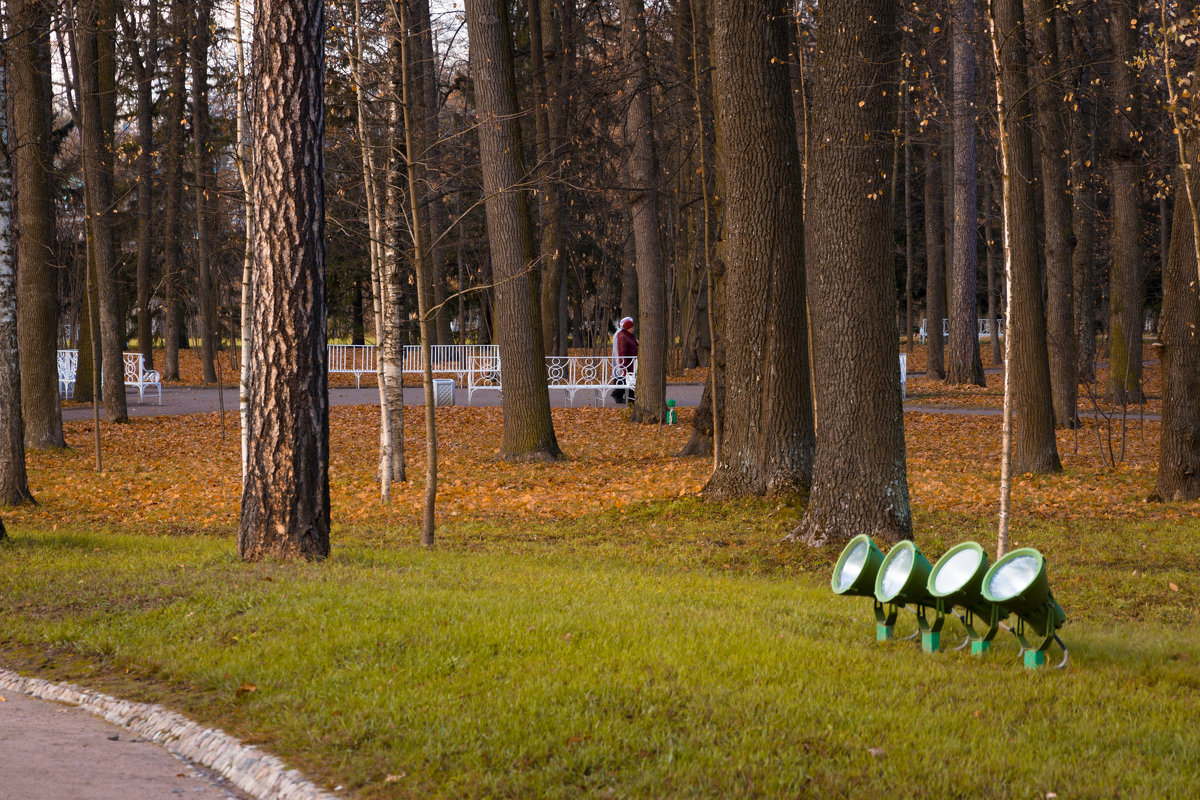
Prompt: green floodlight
<box><xmin>874</xmin><ymin>541</ymin><xmax>940</xmax><ymax>649</ymax></box>
<box><xmin>982</xmin><ymin>548</ymin><xmax>1068</xmax><ymax>669</ymax></box>
<box><xmin>830</xmin><ymin>535</ymin><xmax>894</xmax><ymax>642</ymax></box>
<box><xmin>831</xmin><ymin>534</ymin><xmax>885</xmax><ymax>597</ymax></box>
<box><xmin>927</xmin><ymin>541</ymin><xmax>999</xmax><ymax>656</ymax></box>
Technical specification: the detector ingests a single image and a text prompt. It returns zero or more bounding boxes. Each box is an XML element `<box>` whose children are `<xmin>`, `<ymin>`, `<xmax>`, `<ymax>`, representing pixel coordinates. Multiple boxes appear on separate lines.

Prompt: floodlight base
<box><xmin>970</xmin><ymin>639</ymin><xmax>991</xmax><ymax>656</ymax></box>
<box><xmin>1023</xmin><ymin>649</ymin><xmax>1046</xmax><ymax>669</ymax></box>
<box><xmin>921</xmin><ymin>631</ymin><xmax>941</xmax><ymax>653</ymax></box>
<box><xmin>876</xmin><ymin>623</ymin><xmax>896</xmax><ymax>641</ymax></box>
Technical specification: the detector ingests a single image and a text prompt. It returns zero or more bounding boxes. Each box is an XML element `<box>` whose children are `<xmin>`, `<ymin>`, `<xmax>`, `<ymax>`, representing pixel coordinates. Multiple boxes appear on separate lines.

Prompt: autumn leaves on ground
<box><xmin>22</xmin><ymin>349</ymin><xmax>1183</xmax><ymax>534</ymax></box>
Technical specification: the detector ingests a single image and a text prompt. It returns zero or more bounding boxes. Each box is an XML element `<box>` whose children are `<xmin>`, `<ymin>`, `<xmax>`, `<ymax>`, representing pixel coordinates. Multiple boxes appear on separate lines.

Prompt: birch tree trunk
<box><xmin>0</xmin><ymin>52</ymin><xmax>35</xmax><ymax>506</ymax></box>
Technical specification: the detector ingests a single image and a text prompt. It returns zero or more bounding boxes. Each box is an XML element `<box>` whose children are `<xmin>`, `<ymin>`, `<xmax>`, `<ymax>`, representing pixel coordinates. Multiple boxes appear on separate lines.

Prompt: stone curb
<box><xmin>0</xmin><ymin>668</ymin><xmax>341</xmax><ymax>800</ymax></box>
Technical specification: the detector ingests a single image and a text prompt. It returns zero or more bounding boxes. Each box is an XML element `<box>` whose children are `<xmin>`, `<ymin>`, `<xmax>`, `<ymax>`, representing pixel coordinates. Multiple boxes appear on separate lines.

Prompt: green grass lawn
<box><xmin>2</xmin><ymin>505</ymin><xmax>1199</xmax><ymax>798</ymax></box>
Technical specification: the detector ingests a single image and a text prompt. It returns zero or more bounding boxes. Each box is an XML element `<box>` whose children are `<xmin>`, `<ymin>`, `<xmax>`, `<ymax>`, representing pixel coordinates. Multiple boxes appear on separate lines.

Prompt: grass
<box><xmin>3</xmin><ymin>505</ymin><xmax>1199</xmax><ymax>798</ymax></box>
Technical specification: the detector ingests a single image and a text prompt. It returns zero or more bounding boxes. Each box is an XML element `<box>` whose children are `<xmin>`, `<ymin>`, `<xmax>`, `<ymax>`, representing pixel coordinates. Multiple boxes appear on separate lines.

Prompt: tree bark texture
<box><xmin>1070</xmin><ymin>22</ymin><xmax>1097</xmax><ymax>383</ymax></box>
<box><xmin>162</xmin><ymin>0</ymin><xmax>187</xmax><ymax>382</ymax></box>
<box><xmin>1106</xmin><ymin>0</ymin><xmax>1144</xmax><ymax>404</ymax></box>
<box><xmin>924</xmin><ymin>144</ymin><xmax>946</xmax><ymax>379</ymax></box>
<box><xmin>10</xmin><ymin>0</ymin><xmax>64</xmax><ymax>449</ymax></box>
<box><xmin>121</xmin><ymin>0</ymin><xmax>158</xmax><ymax>372</ymax></box>
<box><xmin>946</xmin><ymin>0</ymin><xmax>985</xmax><ymax>386</ymax></box>
<box><xmin>530</xmin><ymin>0</ymin><xmax>566</xmax><ymax>357</ymax></box>
<box><xmin>619</xmin><ymin>0</ymin><xmax>667</xmax><ymax>424</ymax></box>
<box><xmin>381</xmin><ymin>5</ymin><xmax>406</xmax><ymax>483</ymax></box>
<box><xmin>1026</xmin><ymin>0</ymin><xmax>1075</xmax><ymax>425</ymax></box>
<box><xmin>76</xmin><ymin>0</ymin><xmax>128</xmax><ymax>423</ymax></box>
<box><xmin>192</xmin><ymin>0</ymin><xmax>217</xmax><ymax>384</ymax></box>
<box><xmin>465</xmin><ymin>0</ymin><xmax>562</xmax><ymax>460</ymax></box>
<box><xmin>797</xmin><ymin>0</ymin><xmax>911</xmax><ymax>544</ymax></box>
<box><xmin>986</xmin><ymin>171</ymin><xmax>1002</xmax><ymax>365</ymax></box>
<box><xmin>1156</xmin><ymin>154</ymin><xmax>1200</xmax><ymax>501</ymax></box>
<box><xmin>0</xmin><ymin>53</ymin><xmax>34</xmax><ymax>506</ymax></box>
<box><xmin>238</xmin><ymin>0</ymin><xmax>331</xmax><ymax>560</ymax></box>
<box><xmin>995</xmin><ymin>0</ymin><xmax>1061</xmax><ymax>473</ymax></box>
<box><xmin>705</xmin><ymin>0</ymin><xmax>813</xmax><ymax>497</ymax></box>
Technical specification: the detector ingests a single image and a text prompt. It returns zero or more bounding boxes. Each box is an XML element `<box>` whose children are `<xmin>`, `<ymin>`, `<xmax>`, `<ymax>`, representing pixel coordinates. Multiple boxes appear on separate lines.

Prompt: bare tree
<box><xmin>946</xmin><ymin>0</ymin><xmax>985</xmax><ymax>386</ymax></box>
<box><xmin>464</xmin><ymin>0</ymin><xmax>562</xmax><ymax>461</ymax></box>
<box><xmin>619</xmin><ymin>0</ymin><xmax>667</xmax><ymax>425</ymax></box>
<box><xmin>992</xmin><ymin>0</ymin><xmax>1061</xmax><ymax>476</ymax></box>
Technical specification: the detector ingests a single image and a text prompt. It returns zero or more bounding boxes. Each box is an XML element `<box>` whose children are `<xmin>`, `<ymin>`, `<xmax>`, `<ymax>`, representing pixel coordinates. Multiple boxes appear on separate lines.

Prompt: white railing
<box><xmin>546</xmin><ymin>355</ymin><xmax>639</xmax><ymax>406</ymax></box>
<box><xmin>327</xmin><ymin>344</ymin><xmax>377</xmax><ymax>388</ymax></box>
<box><xmin>328</xmin><ymin>344</ymin><xmax>501</xmax><ymax>387</ymax></box>
<box><xmin>919</xmin><ymin>318</ymin><xmax>1003</xmax><ymax>344</ymax></box>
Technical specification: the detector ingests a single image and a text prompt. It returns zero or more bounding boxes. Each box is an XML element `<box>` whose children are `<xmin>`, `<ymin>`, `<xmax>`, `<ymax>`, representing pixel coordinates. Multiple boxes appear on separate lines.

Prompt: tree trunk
<box><xmin>985</xmin><ymin>170</ymin><xmax>1002</xmax><ymax>365</ymax></box>
<box><xmin>619</xmin><ymin>0</ymin><xmax>667</xmax><ymax>425</ymax></box>
<box><xmin>75</xmin><ymin>0</ymin><xmax>128</xmax><ymax>423</ymax></box>
<box><xmin>0</xmin><ymin>53</ymin><xmax>35</xmax><ymax>506</ymax></box>
<box><xmin>995</xmin><ymin>0</ymin><xmax>1061</xmax><ymax>473</ymax></box>
<box><xmin>704</xmin><ymin>0</ymin><xmax>813</xmax><ymax>497</ymax></box>
<box><xmin>119</xmin><ymin>0</ymin><xmax>159</xmax><ymax>373</ymax></box>
<box><xmin>238</xmin><ymin>0</ymin><xmax>331</xmax><ymax>561</ymax></box>
<box><xmin>1026</xmin><ymin>0</ymin><xmax>1075</xmax><ymax>424</ymax></box>
<box><xmin>192</xmin><ymin>0</ymin><xmax>217</xmax><ymax>384</ymax></box>
<box><xmin>10</xmin><ymin>0</ymin><xmax>64</xmax><ymax>449</ymax></box>
<box><xmin>531</xmin><ymin>0</ymin><xmax>567</xmax><ymax>357</ymax></box>
<box><xmin>465</xmin><ymin>0</ymin><xmax>562</xmax><ymax>461</ymax></box>
<box><xmin>381</xmin><ymin>4</ymin><xmax>406</xmax><ymax>484</ymax></box>
<box><xmin>162</xmin><ymin>0</ymin><xmax>187</xmax><ymax>382</ymax></box>
<box><xmin>904</xmin><ymin>101</ymin><xmax>915</xmax><ymax>356</ymax></box>
<box><xmin>795</xmin><ymin>0</ymin><xmax>911</xmax><ymax>545</ymax></box>
<box><xmin>946</xmin><ymin>0</ymin><xmax>985</xmax><ymax>386</ymax></box>
<box><xmin>1070</xmin><ymin>20</ymin><xmax>1097</xmax><ymax>383</ymax></box>
<box><xmin>1156</xmin><ymin>155</ymin><xmax>1200</xmax><ymax>501</ymax></box>
<box><xmin>924</xmin><ymin>144</ymin><xmax>946</xmax><ymax>379</ymax></box>
<box><xmin>1106</xmin><ymin>0</ymin><xmax>1143</xmax><ymax>404</ymax></box>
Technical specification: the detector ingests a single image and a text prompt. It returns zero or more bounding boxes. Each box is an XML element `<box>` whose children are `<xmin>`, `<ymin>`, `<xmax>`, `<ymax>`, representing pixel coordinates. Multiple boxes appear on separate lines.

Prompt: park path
<box><xmin>0</xmin><ymin>689</ymin><xmax>245</xmax><ymax>800</ymax></box>
<box><xmin>62</xmin><ymin>383</ymin><xmax>1163</xmax><ymax>422</ymax></box>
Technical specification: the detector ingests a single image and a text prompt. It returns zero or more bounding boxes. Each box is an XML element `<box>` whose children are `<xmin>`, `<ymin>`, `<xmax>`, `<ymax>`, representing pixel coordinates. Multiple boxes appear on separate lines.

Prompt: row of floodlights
<box><xmin>831</xmin><ymin>535</ymin><xmax>1068</xmax><ymax>669</ymax></box>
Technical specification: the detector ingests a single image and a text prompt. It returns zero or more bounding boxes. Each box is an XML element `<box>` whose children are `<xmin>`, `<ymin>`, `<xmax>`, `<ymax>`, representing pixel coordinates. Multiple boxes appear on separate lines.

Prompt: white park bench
<box><xmin>468</xmin><ymin>353</ymin><xmax>639</xmax><ymax>406</ymax></box>
<box><xmin>123</xmin><ymin>352</ymin><xmax>162</xmax><ymax>404</ymax></box>
<box><xmin>547</xmin><ymin>355</ymin><xmax>639</xmax><ymax>406</ymax></box>
<box><xmin>57</xmin><ymin>349</ymin><xmax>78</xmax><ymax>398</ymax></box>
<box><xmin>56</xmin><ymin>350</ymin><xmax>161</xmax><ymax>404</ymax></box>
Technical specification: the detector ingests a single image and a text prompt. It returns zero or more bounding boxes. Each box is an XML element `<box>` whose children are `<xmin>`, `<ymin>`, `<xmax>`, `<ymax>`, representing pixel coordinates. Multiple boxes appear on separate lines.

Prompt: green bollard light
<box><xmin>830</xmin><ymin>535</ymin><xmax>892</xmax><ymax>640</ymax></box>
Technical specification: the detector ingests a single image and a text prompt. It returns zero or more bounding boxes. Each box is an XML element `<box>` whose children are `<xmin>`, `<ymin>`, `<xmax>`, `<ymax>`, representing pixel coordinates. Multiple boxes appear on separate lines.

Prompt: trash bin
<box><xmin>433</xmin><ymin>378</ymin><xmax>456</xmax><ymax>407</ymax></box>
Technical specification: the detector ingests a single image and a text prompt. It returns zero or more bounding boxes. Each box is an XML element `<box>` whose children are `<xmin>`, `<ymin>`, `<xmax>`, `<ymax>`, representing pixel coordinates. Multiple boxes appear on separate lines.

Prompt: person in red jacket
<box><xmin>611</xmin><ymin>316</ymin><xmax>638</xmax><ymax>404</ymax></box>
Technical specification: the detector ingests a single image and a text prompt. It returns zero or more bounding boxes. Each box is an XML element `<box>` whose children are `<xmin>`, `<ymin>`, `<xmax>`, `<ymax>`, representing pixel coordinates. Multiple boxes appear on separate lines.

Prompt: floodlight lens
<box><xmin>880</xmin><ymin>546</ymin><xmax>914</xmax><ymax>600</ymax></box>
<box><xmin>933</xmin><ymin>547</ymin><xmax>983</xmax><ymax>595</ymax></box>
<box><xmin>836</xmin><ymin>539</ymin><xmax>870</xmax><ymax>593</ymax></box>
<box><xmin>986</xmin><ymin>554</ymin><xmax>1041</xmax><ymax>600</ymax></box>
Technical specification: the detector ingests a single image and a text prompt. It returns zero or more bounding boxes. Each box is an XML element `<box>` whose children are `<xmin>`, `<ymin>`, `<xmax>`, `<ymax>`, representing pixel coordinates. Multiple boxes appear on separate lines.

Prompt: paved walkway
<box><xmin>63</xmin><ymin>383</ymin><xmax>1163</xmax><ymax>423</ymax></box>
<box><xmin>0</xmin><ymin>690</ymin><xmax>245</xmax><ymax>800</ymax></box>
<box><xmin>63</xmin><ymin>383</ymin><xmax>707</xmax><ymax>422</ymax></box>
